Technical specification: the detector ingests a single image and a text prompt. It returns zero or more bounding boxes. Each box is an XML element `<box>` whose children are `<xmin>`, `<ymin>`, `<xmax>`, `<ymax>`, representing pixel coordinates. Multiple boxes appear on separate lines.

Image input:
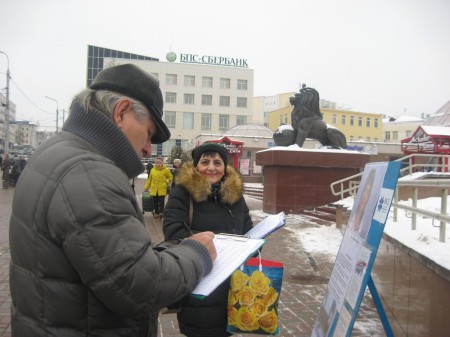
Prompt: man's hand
<box><xmin>188</xmin><ymin>231</ymin><xmax>217</xmax><ymax>262</ymax></box>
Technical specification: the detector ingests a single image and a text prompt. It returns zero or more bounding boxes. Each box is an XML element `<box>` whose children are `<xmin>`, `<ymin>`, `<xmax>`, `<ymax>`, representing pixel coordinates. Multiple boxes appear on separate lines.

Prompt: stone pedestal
<box><xmin>256</xmin><ymin>148</ymin><xmax>370</xmax><ymax>214</ymax></box>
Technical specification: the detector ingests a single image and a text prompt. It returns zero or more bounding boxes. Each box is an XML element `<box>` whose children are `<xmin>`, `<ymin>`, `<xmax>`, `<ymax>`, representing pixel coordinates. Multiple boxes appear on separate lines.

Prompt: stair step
<box><xmin>303</xmin><ymin>209</ymin><xmax>336</xmax><ymax>222</ymax></box>
<box><xmin>297</xmin><ymin>213</ymin><xmax>336</xmax><ymax>227</ymax></box>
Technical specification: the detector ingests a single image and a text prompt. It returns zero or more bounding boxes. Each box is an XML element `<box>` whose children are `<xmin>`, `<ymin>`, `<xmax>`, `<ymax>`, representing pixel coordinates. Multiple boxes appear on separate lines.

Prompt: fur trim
<box><xmin>176</xmin><ymin>162</ymin><xmax>244</xmax><ymax>204</ymax></box>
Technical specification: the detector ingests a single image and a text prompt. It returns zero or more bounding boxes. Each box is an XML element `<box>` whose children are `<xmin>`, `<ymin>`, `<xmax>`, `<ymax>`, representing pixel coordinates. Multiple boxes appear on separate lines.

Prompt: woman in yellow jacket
<box><xmin>144</xmin><ymin>157</ymin><xmax>173</xmax><ymax>218</ymax></box>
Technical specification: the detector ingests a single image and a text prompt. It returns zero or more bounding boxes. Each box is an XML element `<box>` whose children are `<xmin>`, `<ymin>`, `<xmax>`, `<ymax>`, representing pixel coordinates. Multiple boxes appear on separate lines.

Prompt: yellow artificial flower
<box><xmin>230</xmin><ymin>269</ymin><xmax>249</xmax><ymax>291</ymax></box>
<box><xmin>250</xmin><ymin>298</ymin><xmax>268</xmax><ymax>318</ymax></box>
<box><xmin>228</xmin><ymin>305</ymin><xmax>238</xmax><ymax>326</ymax></box>
<box><xmin>249</xmin><ymin>270</ymin><xmax>271</xmax><ymax>296</ymax></box>
<box><xmin>259</xmin><ymin>308</ymin><xmax>278</xmax><ymax>334</ymax></box>
<box><xmin>238</xmin><ymin>285</ymin><xmax>257</xmax><ymax>306</ymax></box>
<box><xmin>228</xmin><ymin>290</ymin><xmax>239</xmax><ymax>306</ymax></box>
<box><xmin>235</xmin><ymin>306</ymin><xmax>260</xmax><ymax>331</ymax></box>
<box><xmin>261</xmin><ymin>287</ymin><xmax>279</xmax><ymax>307</ymax></box>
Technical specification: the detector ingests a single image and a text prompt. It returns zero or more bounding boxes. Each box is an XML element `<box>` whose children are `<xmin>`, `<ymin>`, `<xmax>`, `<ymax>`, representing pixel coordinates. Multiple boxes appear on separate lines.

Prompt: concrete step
<box><xmin>303</xmin><ymin>209</ymin><xmax>336</xmax><ymax>222</ymax></box>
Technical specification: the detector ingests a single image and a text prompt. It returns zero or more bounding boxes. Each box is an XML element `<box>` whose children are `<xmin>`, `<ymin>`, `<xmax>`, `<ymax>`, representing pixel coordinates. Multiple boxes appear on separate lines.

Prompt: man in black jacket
<box><xmin>9</xmin><ymin>64</ymin><xmax>216</xmax><ymax>337</ymax></box>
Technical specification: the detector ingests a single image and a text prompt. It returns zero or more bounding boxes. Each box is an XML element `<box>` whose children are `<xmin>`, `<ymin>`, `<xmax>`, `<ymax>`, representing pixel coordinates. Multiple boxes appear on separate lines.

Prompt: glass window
<box><xmin>236</xmin><ymin>115</ymin><xmax>247</xmax><ymax>125</ymax></box>
<box><xmin>349</xmin><ymin>135</ymin><xmax>354</xmax><ymax>141</ymax></box>
<box><xmin>202</xmin><ymin>76</ymin><xmax>213</xmax><ymax>88</ymax></box>
<box><xmin>406</xmin><ymin>130</ymin><xmax>412</xmax><ymax>137</ymax></box>
<box><xmin>220</xmin><ymin>96</ymin><xmax>230</xmax><ymax>107</ymax></box>
<box><xmin>166</xmin><ymin>92</ymin><xmax>176</xmax><ymax>104</ymax></box>
<box><xmin>279</xmin><ymin>115</ymin><xmax>283</xmax><ymax>125</ymax></box>
<box><xmin>358</xmin><ymin>117</ymin><xmax>363</xmax><ymax>127</ymax></box>
<box><xmin>332</xmin><ymin>114</ymin><xmax>337</xmax><ymax>124</ymax></box>
<box><xmin>385</xmin><ymin>131</ymin><xmax>391</xmax><ymax>140</ymax></box>
<box><xmin>184</xmin><ymin>75</ymin><xmax>195</xmax><ymax>86</ymax></box>
<box><xmin>350</xmin><ymin>116</ymin><xmax>354</xmax><ymax>126</ymax></box>
<box><xmin>183</xmin><ymin>112</ymin><xmax>194</xmax><ymax>129</ymax></box>
<box><xmin>284</xmin><ymin>114</ymin><xmax>288</xmax><ymax>124</ymax></box>
<box><xmin>219</xmin><ymin>114</ymin><xmax>229</xmax><ymax>131</ymax></box>
<box><xmin>341</xmin><ymin>115</ymin><xmax>346</xmax><ymax>125</ymax></box>
<box><xmin>374</xmin><ymin>118</ymin><xmax>379</xmax><ymax>128</ymax></box>
<box><xmin>393</xmin><ymin>131</ymin><xmax>398</xmax><ymax>140</ymax></box>
<box><xmin>237</xmin><ymin>97</ymin><xmax>247</xmax><ymax>108</ymax></box>
<box><xmin>366</xmin><ymin>117</ymin><xmax>371</xmax><ymax>127</ymax></box>
<box><xmin>184</xmin><ymin>94</ymin><xmax>194</xmax><ymax>104</ymax></box>
<box><xmin>366</xmin><ymin>137</ymin><xmax>371</xmax><ymax>142</ymax></box>
<box><xmin>164</xmin><ymin>111</ymin><xmax>176</xmax><ymax>128</ymax></box>
<box><xmin>237</xmin><ymin>79</ymin><xmax>247</xmax><ymax>90</ymax></box>
<box><xmin>220</xmin><ymin>78</ymin><xmax>230</xmax><ymax>89</ymax></box>
<box><xmin>201</xmin><ymin>113</ymin><xmax>211</xmax><ymax>130</ymax></box>
<box><xmin>166</xmin><ymin>74</ymin><xmax>177</xmax><ymax>85</ymax></box>
<box><xmin>202</xmin><ymin>95</ymin><xmax>212</xmax><ymax>105</ymax></box>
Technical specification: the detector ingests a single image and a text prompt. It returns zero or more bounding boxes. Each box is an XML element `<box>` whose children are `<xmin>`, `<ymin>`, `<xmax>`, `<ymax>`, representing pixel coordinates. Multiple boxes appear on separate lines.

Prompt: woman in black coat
<box><xmin>163</xmin><ymin>143</ymin><xmax>253</xmax><ymax>337</ymax></box>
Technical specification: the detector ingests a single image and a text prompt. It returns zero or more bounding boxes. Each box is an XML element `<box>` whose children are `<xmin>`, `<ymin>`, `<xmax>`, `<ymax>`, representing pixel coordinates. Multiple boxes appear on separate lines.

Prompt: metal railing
<box><xmin>330</xmin><ymin>154</ymin><xmax>450</xmax><ymax>242</ymax></box>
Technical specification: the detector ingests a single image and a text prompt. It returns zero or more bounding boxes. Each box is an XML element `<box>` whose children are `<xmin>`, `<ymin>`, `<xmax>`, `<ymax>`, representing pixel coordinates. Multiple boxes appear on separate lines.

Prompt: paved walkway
<box><xmin>0</xmin><ymin>178</ymin><xmax>385</xmax><ymax>337</ymax></box>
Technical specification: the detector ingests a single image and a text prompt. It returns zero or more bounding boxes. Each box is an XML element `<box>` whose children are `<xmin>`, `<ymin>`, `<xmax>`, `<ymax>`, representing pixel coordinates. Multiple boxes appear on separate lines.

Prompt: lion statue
<box><xmin>273</xmin><ymin>86</ymin><xmax>347</xmax><ymax>149</ymax></box>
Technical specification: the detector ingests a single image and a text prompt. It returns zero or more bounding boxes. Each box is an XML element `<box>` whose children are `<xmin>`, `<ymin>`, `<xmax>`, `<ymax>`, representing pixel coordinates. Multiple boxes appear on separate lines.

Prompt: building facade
<box><xmin>382</xmin><ymin>115</ymin><xmax>423</xmax><ymax>144</ymax></box>
<box><xmin>100</xmin><ymin>55</ymin><xmax>254</xmax><ymax>156</ymax></box>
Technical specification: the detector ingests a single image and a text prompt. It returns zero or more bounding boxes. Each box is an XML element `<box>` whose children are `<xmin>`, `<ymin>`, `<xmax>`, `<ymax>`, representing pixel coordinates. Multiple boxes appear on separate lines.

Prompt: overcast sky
<box><xmin>1</xmin><ymin>0</ymin><xmax>449</xmax><ymax>130</ymax></box>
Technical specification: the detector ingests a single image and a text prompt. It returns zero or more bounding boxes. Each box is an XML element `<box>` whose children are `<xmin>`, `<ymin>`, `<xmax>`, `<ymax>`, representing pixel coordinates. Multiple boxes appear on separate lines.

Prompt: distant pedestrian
<box><xmin>144</xmin><ymin>157</ymin><xmax>173</xmax><ymax>218</ymax></box>
<box><xmin>171</xmin><ymin>158</ymin><xmax>182</xmax><ymax>187</ymax></box>
<box><xmin>2</xmin><ymin>154</ymin><xmax>10</xmax><ymax>189</ymax></box>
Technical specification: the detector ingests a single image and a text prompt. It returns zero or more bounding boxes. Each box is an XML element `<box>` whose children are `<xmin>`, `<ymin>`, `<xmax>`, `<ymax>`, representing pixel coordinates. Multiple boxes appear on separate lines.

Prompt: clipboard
<box><xmin>246</xmin><ymin>211</ymin><xmax>286</xmax><ymax>239</ymax></box>
<box><xmin>191</xmin><ymin>234</ymin><xmax>265</xmax><ymax>298</ymax></box>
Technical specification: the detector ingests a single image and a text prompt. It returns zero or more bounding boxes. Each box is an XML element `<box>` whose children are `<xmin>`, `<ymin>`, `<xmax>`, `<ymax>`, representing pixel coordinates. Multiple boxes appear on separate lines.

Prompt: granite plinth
<box><xmin>256</xmin><ymin>148</ymin><xmax>370</xmax><ymax>214</ymax></box>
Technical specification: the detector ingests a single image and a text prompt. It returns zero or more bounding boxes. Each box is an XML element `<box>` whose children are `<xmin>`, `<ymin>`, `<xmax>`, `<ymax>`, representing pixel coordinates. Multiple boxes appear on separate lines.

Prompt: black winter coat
<box><xmin>163</xmin><ymin>162</ymin><xmax>253</xmax><ymax>337</ymax></box>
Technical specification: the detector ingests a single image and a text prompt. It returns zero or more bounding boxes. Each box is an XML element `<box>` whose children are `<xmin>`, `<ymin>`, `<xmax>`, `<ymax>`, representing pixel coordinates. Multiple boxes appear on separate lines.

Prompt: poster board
<box><xmin>311</xmin><ymin>161</ymin><xmax>401</xmax><ymax>337</ymax></box>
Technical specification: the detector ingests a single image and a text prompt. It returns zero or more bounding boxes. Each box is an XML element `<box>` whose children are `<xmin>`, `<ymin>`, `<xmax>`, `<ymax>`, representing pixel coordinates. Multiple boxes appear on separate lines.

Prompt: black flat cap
<box><xmin>90</xmin><ymin>64</ymin><xmax>171</xmax><ymax>144</ymax></box>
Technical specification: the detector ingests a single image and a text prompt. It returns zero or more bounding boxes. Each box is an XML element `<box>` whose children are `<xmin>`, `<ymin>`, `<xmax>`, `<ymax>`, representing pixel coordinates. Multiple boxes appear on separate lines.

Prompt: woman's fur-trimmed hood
<box><xmin>175</xmin><ymin>161</ymin><xmax>244</xmax><ymax>204</ymax></box>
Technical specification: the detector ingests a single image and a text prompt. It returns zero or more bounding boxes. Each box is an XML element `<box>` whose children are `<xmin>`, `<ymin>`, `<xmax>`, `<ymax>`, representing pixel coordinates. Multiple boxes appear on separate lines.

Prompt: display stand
<box><xmin>311</xmin><ymin>161</ymin><xmax>401</xmax><ymax>337</ymax></box>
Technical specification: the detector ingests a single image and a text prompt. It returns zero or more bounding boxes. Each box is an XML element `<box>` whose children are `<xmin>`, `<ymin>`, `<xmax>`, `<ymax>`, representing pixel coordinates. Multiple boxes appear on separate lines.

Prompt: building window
<box><xmin>366</xmin><ymin>137</ymin><xmax>371</xmax><ymax>142</ymax></box>
<box><xmin>183</xmin><ymin>112</ymin><xmax>194</xmax><ymax>129</ymax></box>
<box><xmin>358</xmin><ymin>117</ymin><xmax>363</xmax><ymax>127</ymax></box>
<box><xmin>202</xmin><ymin>95</ymin><xmax>212</xmax><ymax>105</ymax></box>
<box><xmin>166</xmin><ymin>74</ymin><xmax>177</xmax><ymax>85</ymax></box>
<box><xmin>374</xmin><ymin>118</ymin><xmax>379</xmax><ymax>128</ymax></box>
<box><xmin>202</xmin><ymin>76</ymin><xmax>213</xmax><ymax>88</ymax></box>
<box><xmin>393</xmin><ymin>131</ymin><xmax>398</xmax><ymax>140</ymax></box>
<box><xmin>341</xmin><ymin>115</ymin><xmax>346</xmax><ymax>125</ymax></box>
<box><xmin>164</xmin><ymin>111</ymin><xmax>176</xmax><ymax>128</ymax></box>
<box><xmin>237</xmin><ymin>97</ymin><xmax>247</xmax><ymax>108</ymax></box>
<box><xmin>220</xmin><ymin>96</ymin><xmax>230</xmax><ymax>107</ymax></box>
<box><xmin>279</xmin><ymin>115</ymin><xmax>283</xmax><ymax>125</ymax></box>
<box><xmin>332</xmin><ymin>114</ymin><xmax>337</xmax><ymax>124</ymax></box>
<box><xmin>236</xmin><ymin>115</ymin><xmax>247</xmax><ymax>125</ymax></box>
<box><xmin>201</xmin><ymin>113</ymin><xmax>211</xmax><ymax>130</ymax></box>
<box><xmin>350</xmin><ymin>116</ymin><xmax>354</xmax><ymax>126</ymax></box>
<box><xmin>406</xmin><ymin>130</ymin><xmax>411</xmax><ymax>137</ymax></box>
<box><xmin>219</xmin><ymin>114</ymin><xmax>229</xmax><ymax>130</ymax></box>
<box><xmin>349</xmin><ymin>136</ymin><xmax>354</xmax><ymax>141</ymax></box>
<box><xmin>166</xmin><ymin>92</ymin><xmax>176</xmax><ymax>104</ymax></box>
<box><xmin>184</xmin><ymin>75</ymin><xmax>195</xmax><ymax>86</ymax></box>
<box><xmin>237</xmin><ymin>79</ymin><xmax>247</xmax><ymax>90</ymax></box>
<box><xmin>385</xmin><ymin>132</ymin><xmax>391</xmax><ymax>140</ymax></box>
<box><xmin>184</xmin><ymin>94</ymin><xmax>194</xmax><ymax>104</ymax></box>
<box><xmin>284</xmin><ymin>114</ymin><xmax>288</xmax><ymax>124</ymax></box>
<box><xmin>366</xmin><ymin>117</ymin><xmax>371</xmax><ymax>127</ymax></box>
<box><xmin>220</xmin><ymin>78</ymin><xmax>230</xmax><ymax>89</ymax></box>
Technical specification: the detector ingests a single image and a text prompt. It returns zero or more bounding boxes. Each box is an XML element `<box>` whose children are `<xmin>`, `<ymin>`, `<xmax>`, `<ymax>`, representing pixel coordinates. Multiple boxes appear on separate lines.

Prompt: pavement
<box><xmin>0</xmin><ymin>178</ymin><xmax>385</xmax><ymax>337</ymax></box>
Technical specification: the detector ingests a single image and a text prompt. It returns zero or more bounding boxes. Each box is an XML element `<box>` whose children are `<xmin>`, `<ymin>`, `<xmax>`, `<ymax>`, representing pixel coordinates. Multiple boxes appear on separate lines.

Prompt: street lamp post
<box><xmin>44</xmin><ymin>96</ymin><xmax>59</xmax><ymax>133</ymax></box>
<box><xmin>0</xmin><ymin>50</ymin><xmax>10</xmax><ymax>154</ymax></box>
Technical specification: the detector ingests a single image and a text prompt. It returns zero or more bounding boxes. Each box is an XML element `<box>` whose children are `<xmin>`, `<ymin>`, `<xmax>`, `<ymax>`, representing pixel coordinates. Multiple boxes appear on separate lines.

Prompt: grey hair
<box><xmin>173</xmin><ymin>158</ymin><xmax>182</xmax><ymax>164</ymax></box>
<box><xmin>71</xmin><ymin>89</ymin><xmax>150</xmax><ymax>122</ymax></box>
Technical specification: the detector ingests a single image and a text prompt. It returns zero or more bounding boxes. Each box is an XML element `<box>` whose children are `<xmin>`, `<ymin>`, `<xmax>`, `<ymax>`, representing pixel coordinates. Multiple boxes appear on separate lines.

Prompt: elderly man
<box><xmin>9</xmin><ymin>64</ymin><xmax>216</xmax><ymax>337</ymax></box>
